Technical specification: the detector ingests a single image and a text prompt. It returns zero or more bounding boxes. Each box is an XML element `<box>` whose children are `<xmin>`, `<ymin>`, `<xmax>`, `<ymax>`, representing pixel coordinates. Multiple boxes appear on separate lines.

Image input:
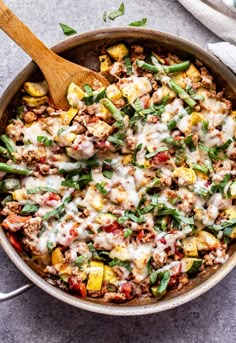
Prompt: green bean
<box><xmin>136</xmin><ymin>60</ymin><xmax>160</xmax><ymax>72</ymax></box>
<box><xmin>136</xmin><ymin>59</ymin><xmax>190</xmax><ymax>74</ymax></box>
<box><xmin>124</xmin><ymin>55</ymin><xmax>132</xmax><ymax>75</ymax></box>
<box><xmin>0</xmin><ymin>178</ymin><xmax>20</xmax><ymax>193</ymax></box>
<box><xmin>100</xmin><ymin>98</ymin><xmax>123</xmax><ymax>121</ymax></box>
<box><xmin>43</xmin><ymin>203</ymin><xmax>65</xmax><ymax>220</ymax></box>
<box><xmin>43</xmin><ymin>196</ymin><xmax>71</xmax><ymax>221</ymax></box>
<box><xmin>27</xmin><ymin>186</ymin><xmax>58</xmax><ymax>194</ymax></box>
<box><xmin>0</xmin><ymin>162</ymin><xmax>32</xmax><ymax>176</ymax></box>
<box><xmin>164</xmin><ymin>60</ymin><xmax>190</xmax><ymax>73</ymax></box>
<box><xmin>0</xmin><ymin>135</ymin><xmax>17</xmax><ymax>162</ymax></box>
<box><xmin>191</xmin><ymin>163</ymin><xmax>209</xmax><ymax>175</ymax></box>
<box><xmin>0</xmin><ymin>146</ymin><xmax>10</xmax><ymax>159</ymax></box>
<box><xmin>168</xmin><ymin>79</ymin><xmax>197</xmax><ymax>107</ymax></box>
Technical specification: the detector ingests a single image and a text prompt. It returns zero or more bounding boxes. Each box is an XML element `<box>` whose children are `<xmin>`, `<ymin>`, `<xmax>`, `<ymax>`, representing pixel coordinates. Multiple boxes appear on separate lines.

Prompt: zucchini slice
<box><xmin>23</xmin><ymin>81</ymin><xmax>48</xmax><ymax>97</ymax></box>
<box><xmin>106</xmin><ymin>43</ymin><xmax>129</xmax><ymax>61</ymax></box>
<box><xmin>65</xmin><ymin>147</ymin><xmax>82</xmax><ymax>160</ymax></box>
<box><xmin>22</xmin><ymin>95</ymin><xmax>48</xmax><ymax>107</ymax></box>
<box><xmin>195</xmin><ymin>231</ymin><xmax>221</xmax><ymax>250</ymax></box>
<box><xmin>182</xmin><ymin>257</ymin><xmax>202</xmax><ymax>275</ymax></box>
<box><xmin>183</xmin><ymin>237</ymin><xmax>198</xmax><ymax>257</ymax></box>
<box><xmin>86</xmin><ymin>261</ymin><xmax>104</xmax><ymax>291</ymax></box>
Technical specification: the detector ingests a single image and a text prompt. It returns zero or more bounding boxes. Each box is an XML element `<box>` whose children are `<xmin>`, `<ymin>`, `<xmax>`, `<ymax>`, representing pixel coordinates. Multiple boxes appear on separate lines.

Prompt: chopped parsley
<box><xmin>108</xmin><ymin>2</ymin><xmax>125</xmax><ymax>20</ymax></box>
<box><xmin>59</xmin><ymin>23</ymin><xmax>77</xmax><ymax>36</ymax></box>
<box><xmin>96</xmin><ymin>182</ymin><xmax>109</xmax><ymax>195</ymax></box>
<box><xmin>37</xmin><ymin>136</ymin><xmax>52</xmax><ymax>146</ymax></box>
<box><xmin>129</xmin><ymin>18</ymin><xmax>147</xmax><ymax>27</ymax></box>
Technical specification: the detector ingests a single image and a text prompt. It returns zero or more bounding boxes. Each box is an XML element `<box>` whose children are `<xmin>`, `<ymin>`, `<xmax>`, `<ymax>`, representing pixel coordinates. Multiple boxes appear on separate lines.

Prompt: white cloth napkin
<box><xmin>177</xmin><ymin>0</ymin><xmax>236</xmax><ymax>73</ymax></box>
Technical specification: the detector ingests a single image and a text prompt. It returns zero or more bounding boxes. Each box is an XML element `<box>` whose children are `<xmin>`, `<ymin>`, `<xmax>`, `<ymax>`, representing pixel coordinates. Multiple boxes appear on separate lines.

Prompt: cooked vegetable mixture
<box><xmin>1</xmin><ymin>43</ymin><xmax>236</xmax><ymax>302</ymax></box>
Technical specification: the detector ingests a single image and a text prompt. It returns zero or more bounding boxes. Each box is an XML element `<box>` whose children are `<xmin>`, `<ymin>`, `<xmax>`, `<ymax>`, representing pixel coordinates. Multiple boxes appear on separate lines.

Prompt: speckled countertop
<box><xmin>0</xmin><ymin>1</ymin><xmax>235</xmax><ymax>342</ymax></box>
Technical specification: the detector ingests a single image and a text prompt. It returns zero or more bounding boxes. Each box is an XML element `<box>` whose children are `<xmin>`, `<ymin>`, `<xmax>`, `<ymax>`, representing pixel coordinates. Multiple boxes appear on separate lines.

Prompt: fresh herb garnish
<box><xmin>129</xmin><ymin>18</ymin><xmax>147</xmax><ymax>27</ymax></box>
<box><xmin>145</xmin><ymin>146</ymin><xmax>168</xmax><ymax>159</ymax></box>
<box><xmin>21</xmin><ymin>204</ymin><xmax>39</xmax><ymax>215</ymax></box>
<box><xmin>199</xmin><ymin>144</ymin><xmax>226</xmax><ymax>161</ymax></box>
<box><xmin>108</xmin><ymin>133</ymin><xmax>124</xmax><ymax>146</ymax></box>
<box><xmin>124</xmin><ymin>229</ymin><xmax>133</xmax><ymax>238</ymax></box>
<box><xmin>210</xmin><ymin>174</ymin><xmax>231</xmax><ymax>195</ymax></box>
<box><xmin>96</xmin><ymin>182</ymin><xmax>108</xmax><ymax>195</ymax></box>
<box><xmin>118</xmin><ymin>210</ymin><xmax>146</xmax><ymax>224</ymax></box>
<box><xmin>132</xmin><ymin>143</ymin><xmax>142</xmax><ymax>164</ymax></box>
<box><xmin>109</xmin><ymin>257</ymin><xmax>131</xmax><ymax>272</ymax></box>
<box><xmin>84</xmin><ymin>84</ymin><xmax>93</xmax><ymax>95</ymax></box>
<box><xmin>108</xmin><ymin>2</ymin><xmax>125</xmax><ymax>20</ymax></box>
<box><xmin>59</xmin><ymin>23</ymin><xmax>77</xmax><ymax>36</ymax></box>
<box><xmin>156</xmin><ymin>206</ymin><xmax>194</xmax><ymax>225</ymax></box>
<box><xmin>102</xmin><ymin>160</ymin><xmax>113</xmax><ymax>179</ymax></box>
<box><xmin>37</xmin><ymin>136</ymin><xmax>52</xmax><ymax>146</ymax></box>
<box><xmin>124</xmin><ymin>55</ymin><xmax>132</xmax><ymax>75</ymax></box>
<box><xmin>103</xmin><ymin>11</ymin><xmax>107</xmax><ymax>22</ymax></box>
<box><xmin>167</xmin><ymin>119</ymin><xmax>177</xmax><ymax>130</ymax></box>
<box><xmin>47</xmin><ymin>241</ymin><xmax>54</xmax><ymax>252</ymax></box>
<box><xmin>75</xmin><ymin>255</ymin><xmax>88</xmax><ymax>267</ymax></box>
<box><xmin>57</xmin><ymin>127</ymin><xmax>66</xmax><ymax>136</ymax></box>
<box><xmin>202</xmin><ymin>119</ymin><xmax>209</xmax><ymax>132</ymax></box>
<box><xmin>164</xmin><ymin>136</ymin><xmax>184</xmax><ymax>148</ymax></box>
<box><xmin>27</xmin><ymin>186</ymin><xmax>58</xmax><ymax>194</ymax></box>
<box><xmin>191</xmin><ymin>163</ymin><xmax>209</xmax><ymax>175</ymax></box>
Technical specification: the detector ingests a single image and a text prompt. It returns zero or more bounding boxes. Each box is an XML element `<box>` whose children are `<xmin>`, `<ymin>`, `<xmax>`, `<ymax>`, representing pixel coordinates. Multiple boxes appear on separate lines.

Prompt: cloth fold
<box><xmin>177</xmin><ymin>0</ymin><xmax>236</xmax><ymax>73</ymax></box>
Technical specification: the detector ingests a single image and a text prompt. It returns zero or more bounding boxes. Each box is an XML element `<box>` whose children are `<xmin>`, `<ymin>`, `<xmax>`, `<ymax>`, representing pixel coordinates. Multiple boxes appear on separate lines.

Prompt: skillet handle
<box><xmin>0</xmin><ymin>283</ymin><xmax>34</xmax><ymax>302</ymax></box>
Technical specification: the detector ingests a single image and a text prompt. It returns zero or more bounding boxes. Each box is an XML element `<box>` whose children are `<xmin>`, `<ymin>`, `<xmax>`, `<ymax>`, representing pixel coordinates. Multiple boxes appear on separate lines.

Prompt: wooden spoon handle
<box><xmin>0</xmin><ymin>0</ymin><xmax>59</xmax><ymax>70</ymax></box>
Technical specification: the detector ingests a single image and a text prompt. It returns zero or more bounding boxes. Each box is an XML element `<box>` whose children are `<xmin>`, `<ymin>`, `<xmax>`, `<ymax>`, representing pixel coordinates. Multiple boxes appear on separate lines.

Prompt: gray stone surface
<box><xmin>0</xmin><ymin>1</ymin><xmax>235</xmax><ymax>342</ymax></box>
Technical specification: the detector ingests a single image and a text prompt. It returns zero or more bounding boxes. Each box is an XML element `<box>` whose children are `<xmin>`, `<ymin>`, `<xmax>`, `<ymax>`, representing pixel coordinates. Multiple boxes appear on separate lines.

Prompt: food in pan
<box><xmin>0</xmin><ymin>43</ymin><xmax>235</xmax><ymax>302</ymax></box>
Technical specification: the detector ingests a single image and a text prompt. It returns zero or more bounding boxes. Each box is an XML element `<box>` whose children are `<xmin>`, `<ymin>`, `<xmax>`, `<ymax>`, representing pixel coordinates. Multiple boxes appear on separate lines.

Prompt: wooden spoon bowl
<box><xmin>0</xmin><ymin>0</ymin><xmax>109</xmax><ymax>108</ymax></box>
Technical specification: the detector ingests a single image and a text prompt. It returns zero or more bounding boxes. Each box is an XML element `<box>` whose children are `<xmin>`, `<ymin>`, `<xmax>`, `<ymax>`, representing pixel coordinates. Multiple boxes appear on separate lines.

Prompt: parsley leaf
<box><xmin>108</xmin><ymin>2</ymin><xmax>125</xmax><ymax>20</ymax></box>
<box><xmin>124</xmin><ymin>229</ymin><xmax>133</xmax><ymax>238</ymax></box>
<box><xmin>129</xmin><ymin>18</ymin><xmax>147</xmax><ymax>27</ymax></box>
<box><xmin>37</xmin><ymin>136</ymin><xmax>52</xmax><ymax>146</ymax></box>
<box><xmin>109</xmin><ymin>257</ymin><xmax>131</xmax><ymax>272</ymax></box>
<box><xmin>95</xmin><ymin>182</ymin><xmax>108</xmax><ymax>195</ymax></box>
<box><xmin>59</xmin><ymin>23</ymin><xmax>77</xmax><ymax>36</ymax></box>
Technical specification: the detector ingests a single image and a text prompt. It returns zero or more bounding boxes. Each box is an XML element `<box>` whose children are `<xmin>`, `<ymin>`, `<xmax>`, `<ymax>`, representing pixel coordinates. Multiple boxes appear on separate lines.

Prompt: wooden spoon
<box><xmin>0</xmin><ymin>0</ymin><xmax>109</xmax><ymax>108</ymax></box>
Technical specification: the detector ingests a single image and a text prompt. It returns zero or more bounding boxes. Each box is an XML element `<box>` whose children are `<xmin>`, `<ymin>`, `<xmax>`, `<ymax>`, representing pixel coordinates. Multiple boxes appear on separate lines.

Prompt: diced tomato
<box><xmin>137</xmin><ymin>230</ymin><xmax>144</xmax><ymax>241</ymax></box>
<box><xmin>40</xmin><ymin>157</ymin><xmax>46</xmax><ymax>163</ymax></box>
<box><xmin>48</xmin><ymin>193</ymin><xmax>61</xmax><ymax>201</ymax></box>
<box><xmin>205</xmin><ymin>180</ymin><xmax>211</xmax><ymax>187</ymax></box>
<box><xmin>69</xmin><ymin>277</ymin><xmax>87</xmax><ymax>298</ymax></box>
<box><xmin>175</xmin><ymin>249</ymin><xmax>184</xmax><ymax>259</ymax></box>
<box><xmin>151</xmin><ymin>152</ymin><xmax>169</xmax><ymax>164</ymax></box>
<box><xmin>102</xmin><ymin>221</ymin><xmax>122</xmax><ymax>234</ymax></box>
<box><xmin>69</xmin><ymin>227</ymin><xmax>78</xmax><ymax>238</ymax></box>
<box><xmin>159</xmin><ymin>237</ymin><xmax>167</xmax><ymax>245</ymax></box>
<box><xmin>8</xmin><ymin>233</ymin><xmax>23</xmax><ymax>252</ymax></box>
<box><xmin>88</xmin><ymin>116</ymin><xmax>99</xmax><ymax>124</ymax></box>
<box><xmin>121</xmin><ymin>282</ymin><xmax>133</xmax><ymax>300</ymax></box>
<box><xmin>164</xmin><ymin>59</ymin><xmax>170</xmax><ymax>65</ymax></box>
